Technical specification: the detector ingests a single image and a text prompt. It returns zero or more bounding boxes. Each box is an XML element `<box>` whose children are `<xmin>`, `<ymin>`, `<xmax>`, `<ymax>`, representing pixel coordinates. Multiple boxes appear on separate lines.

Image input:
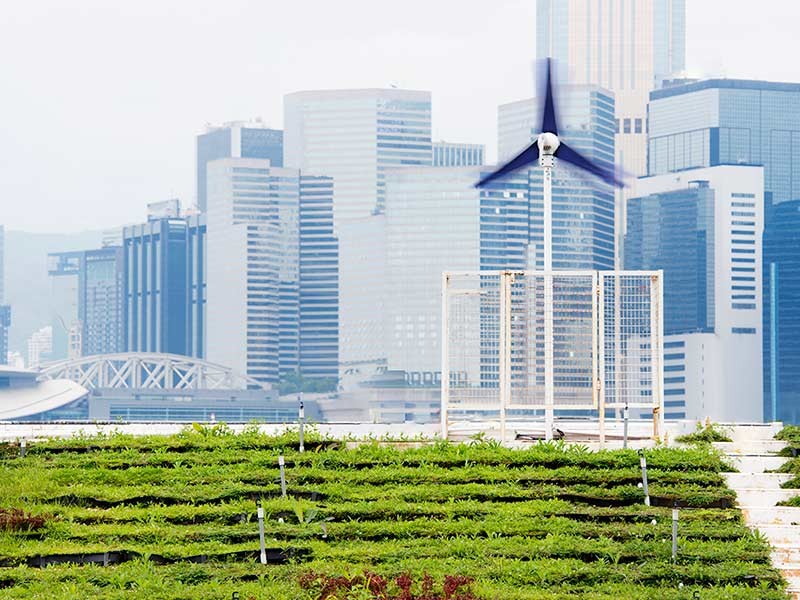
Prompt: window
<box><xmin>732</xmin><ymin>327</ymin><xmax>756</xmax><ymax>334</ymax></box>
<box><xmin>614</xmin><ymin>119</ymin><xmax>620</xmax><ymax>133</ymax></box>
<box><xmin>732</xmin><ymin>303</ymin><xmax>756</xmax><ymax>310</ymax></box>
<box><xmin>623</xmin><ymin>118</ymin><xmax>631</xmax><ymax>133</ymax></box>
<box><xmin>634</xmin><ymin>118</ymin><xmax>643</xmax><ymax>133</ymax></box>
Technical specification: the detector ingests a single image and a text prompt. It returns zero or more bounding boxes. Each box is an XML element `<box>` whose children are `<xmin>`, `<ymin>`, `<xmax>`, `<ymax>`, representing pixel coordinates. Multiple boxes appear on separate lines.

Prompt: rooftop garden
<box><xmin>0</xmin><ymin>424</ymin><xmax>789</xmax><ymax>599</ymax></box>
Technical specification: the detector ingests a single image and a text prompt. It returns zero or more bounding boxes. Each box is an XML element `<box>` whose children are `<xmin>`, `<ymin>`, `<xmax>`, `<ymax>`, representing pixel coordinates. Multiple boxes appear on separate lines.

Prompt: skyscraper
<box><xmin>432</xmin><ymin>142</ymin><xmax>485</xmax><ymax>167</ymax></box>
<box><xmin>536</xmin><ymin>0</ymin><xmax>686</xmax><ymax>261</ymax></box>
<box><xmin>122</xmin><ymin>213</ymin><xmax>206</xmax><ymax>358</ymax></box>
<box><xmin>47</xmin><ymin>251</ymin><xmax>81</xmax><ymax>360</ymax></box>
<box><xmin>299</xmin><ymin>176</ymin><xmax>338</xmax><ymax>380</ymax></box>
<box><xmin>648</xmin><ymin>79</ymin><xmax>800</xmax><ymax>205</ymax></box>
<box><xmin>81</xmin><ymin>247</ymin><xmax>124</xmax><ymax>356</ymax></box>
<box><xmin>196</xmin><ymin>121</ymin><xmax>283</xmax><ymax>212</ymax></box>
<box><xmin>625</xmin><ymin>165</ymin><xmax>764</xmax><ymax>422</ymax></box>
<box><xmin>206</xmin><ymin>158</ymin><xmax>288</xmax><ymax>385</ymax></box>
<box><xmin>0</xmin><ymin>225</ymin><xmax>8</xmax><ymax>365</ymax></box>
<box><xmin>763</xmin><ymin>200</ymin><xmax>800</xmax><ymax>423</ymax></box>
<box><xmin>498</xmin><ymin>86</ymin><xmax>617</xmax><ymax>270</ymax></box>
<box><xmin>284</xmin><ymin>89</ymin><xmax>432</xmax><ymax>371</ymax></box>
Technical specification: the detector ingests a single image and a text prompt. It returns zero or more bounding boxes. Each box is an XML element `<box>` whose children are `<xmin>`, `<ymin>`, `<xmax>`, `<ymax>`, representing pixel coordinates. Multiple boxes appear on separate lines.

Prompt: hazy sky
<box><xmin>2</xmin><ymin>0</ymin><xmax>800</xmax><ymax>232</ymax></box>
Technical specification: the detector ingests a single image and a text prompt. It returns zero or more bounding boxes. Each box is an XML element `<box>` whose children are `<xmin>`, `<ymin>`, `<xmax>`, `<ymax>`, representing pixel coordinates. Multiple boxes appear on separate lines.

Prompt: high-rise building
<box><xmin>536</xmin><ymin>0</ymin><xmax>686</xmax><ymax>263</ymax></box>
<box><xmin>763</xmin><ymin>200</ymin><xmax>800</xmax><ymax>423</ymax></box>
<box><xmin>0</xmin><ymin>225</ymin><xmax>8</xmax><ymax>365</ymax></box>
<box><xmin>122</xmin><ymin>214</ymin><xmax>206</xmax><ymax>357</ymax></box>
<box><xmin>206</xmin><ymin>158</ymin><xmax>286</xmax><ymax>385</ymax></box>
<box><xmin>299</xmin><ymin>176</ymin><xmax>338</xmax><ymax>380</ymax></box>
<box><xmin>498</xmin><ymin>86</ymin><xmax>617</xmax><ymax>270</ymax></box>
<box><xmin>196</xmin><ymin>121</ymin><xmax>283</xmax><ymax>212</ymax></box>
<box><xmin>27</xmin><ymin>325</ymin><xmax>53</xmax><ymax>368</ymax></box>
<box><xmin>648</xmin><ymin>79</ymin><xmax>800</xmax><ymax>206</ymax></box>
<box><xmin>625</xmin><ymin>165</ymin><xmax>764</xmax><ymax>422</ymax></box>
<box><xmin>47</xmin><ymin>251</ymin><xmax>81</xmax><ymax>360</ymax></box>
<box><xmin>81</xmin><ymin>247</ymin><xmax>124</xmax><ymax>356</ymax></box>
<box><xmin>432</xmin><ymin>142</ymin><xmax>484</xmax><ymax>167</ymax></box>
<box><xmin>284</xmin><ymin>89</ymin><xmax>432</xmax><ymax>371</ymax></box>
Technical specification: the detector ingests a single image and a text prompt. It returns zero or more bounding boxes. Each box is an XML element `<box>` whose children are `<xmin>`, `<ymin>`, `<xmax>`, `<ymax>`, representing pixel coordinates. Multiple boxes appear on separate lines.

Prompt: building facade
<box><xmin>763</xmin><ymin>200</ymin><xmax>800</xmax><ymax>423</ymax></box>
<box><xmin>536</xmin><ymin>0</ymin><xmax>686</xmax><ymax>263</ymax></box>
<box><xmin>80</xmin><ymin>247</ymin><xmax>124</xmax><ymax>356</ymax></box>
<box><xmin>47</xmin><ymin>251</ymin><xmax>81</xmax><ymax>360</ymax></box>
<box><xmin>0</xmin><ymin>225</ymin><xmax>8</xmax><ymax>365</ymax></box>
<box><xmin>299</xmin><ymin>176</ymin><xmax>339</xmax><ymax>380</ymax></box>
<box><xmin>498</xmin><ymin>86</ymin><xmax>617</xmax><ymax>270</ymax></box>
<box><xmin>196</xmin><ymin>122</ymin><xmax>283</xmax><ymax>212</ymax></box>
<box><xmin>625</xmin><ymin>165</ymin><xmax>764</xmax><ymax>422</ymax></box>
<box><xmin>648</xmin><ymin>79</ymin><xmax>800</xmax><ymax>206</ymax></box>
<box><xmin>284</xmin><ymin>89</ymin><xmax>432</xmax><ymax>371</ymax></box>
<box><xmin>122</xmin><ymin>214</ymin><xmax>206</xmax><ymax>358</ymax></box>
<box><xmin>432</xmin><ymin>141</ymin><xmax>485</xmax><ymax>167</ymax></box>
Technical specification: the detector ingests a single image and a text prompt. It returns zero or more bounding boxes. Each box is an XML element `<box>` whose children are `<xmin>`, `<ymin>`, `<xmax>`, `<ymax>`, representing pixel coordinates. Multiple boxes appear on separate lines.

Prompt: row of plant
<box><xmin>0</xmin><ymin>428</ymin><xmax>787</xmax><ymax>599</ymax></box>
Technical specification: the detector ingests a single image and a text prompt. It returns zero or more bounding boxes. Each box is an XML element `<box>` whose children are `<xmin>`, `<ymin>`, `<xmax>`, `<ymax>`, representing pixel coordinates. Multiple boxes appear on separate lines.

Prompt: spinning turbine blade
<box><xmin>556</xmin><ymin>142</ymin><xmax>625</xmax><ymax>188</ymax></box>
<box><xmin>541</xmin><ymin>58</ymin><xmax>558</xmax><ymax>135</ymax></box>
<box><xmin>475</xmin><ymin>142</ymin><xmax>539</xmax><ymax>188</ymax></box>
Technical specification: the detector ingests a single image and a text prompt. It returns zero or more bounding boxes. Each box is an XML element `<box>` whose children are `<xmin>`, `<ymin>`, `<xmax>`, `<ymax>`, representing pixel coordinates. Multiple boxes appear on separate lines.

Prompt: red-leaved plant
<box><xmin>299</xmin><ymin>571</ymin><xmax>477</xmax><ymax>600</ymax></box>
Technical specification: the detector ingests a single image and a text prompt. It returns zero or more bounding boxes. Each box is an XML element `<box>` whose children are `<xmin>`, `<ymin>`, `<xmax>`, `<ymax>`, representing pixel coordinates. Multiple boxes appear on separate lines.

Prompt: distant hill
<box><xmin>5</xmin><ymin>229</ymin><xmax>104</xmax><ymax>354</ymax></box>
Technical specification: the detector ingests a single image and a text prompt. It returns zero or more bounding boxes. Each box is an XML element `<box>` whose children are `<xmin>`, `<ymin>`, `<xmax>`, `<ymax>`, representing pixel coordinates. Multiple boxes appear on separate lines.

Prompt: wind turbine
<box><xmin>475</xmin><ymin>58</ymin><xmax>625</xmax><ymax>440</ymax></box>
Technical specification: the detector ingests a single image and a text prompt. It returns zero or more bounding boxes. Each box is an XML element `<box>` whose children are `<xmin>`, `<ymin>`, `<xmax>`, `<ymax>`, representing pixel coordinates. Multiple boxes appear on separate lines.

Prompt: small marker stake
<box><xmin>623</xmin><ymin>404</ymin><xmax>629</xmax><ymax>449</ymax></box>
<box><xmin>20</xmin><ymin>439</ymin><xmax>26</xmax><ymax>458</ymax></box>
<box><xmin>298</xmin><ymin>399</ymin><xmax>305</xmax><ymax>453</ymax></box>
<box><xmin>257</xmin><ymin>505</ymin><xmax>267</xmax><ymax>565</ymax></box>
<box><xmin>672</xmin><ymin>502</ymin><xmax>679</xmax><ymax>562</ymax></box>
<box><xmin>279</xmin><ymin>455</ymin><xmax>287</xmax><ymax>498</ymax></box>
<box><xmin>639</xmin><ymin>450</ymin><xmax>650</xmax><ymax>507</ymax></box>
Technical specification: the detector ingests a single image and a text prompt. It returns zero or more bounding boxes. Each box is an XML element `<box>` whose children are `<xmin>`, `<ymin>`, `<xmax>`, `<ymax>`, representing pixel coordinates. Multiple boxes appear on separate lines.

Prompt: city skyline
<box><xmin>2</xmin><ymin>0</ymin><xmax>800</xmax><ymax>232</ymax></box>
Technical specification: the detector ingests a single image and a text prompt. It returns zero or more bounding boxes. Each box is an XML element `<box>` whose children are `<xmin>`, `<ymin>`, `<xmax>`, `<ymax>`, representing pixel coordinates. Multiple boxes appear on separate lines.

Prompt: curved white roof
<box><xmin>0</xmin><ymin>379</ymin><xmax>89</xmax><ymax>421</ymax></box>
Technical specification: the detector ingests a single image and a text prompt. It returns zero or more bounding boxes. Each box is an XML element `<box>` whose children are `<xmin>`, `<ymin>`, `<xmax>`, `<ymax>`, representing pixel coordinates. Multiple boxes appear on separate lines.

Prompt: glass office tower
<box><xmin>763</xmin><ymin>200</ymin><xmax>800</xmax><ymax>422</ymax></box>
<box><xmin>196</xmin><ymin>122</ymin><xmax>283</xmax><ymax>212</ymax></box>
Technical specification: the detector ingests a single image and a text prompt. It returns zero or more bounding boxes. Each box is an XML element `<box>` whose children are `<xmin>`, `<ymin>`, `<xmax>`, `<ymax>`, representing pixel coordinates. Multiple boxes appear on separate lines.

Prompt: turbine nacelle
<box><xmin>475</xmin><ymin>58</ymin><xmax>625</xmax><ymax>189</ymax></box>
<box><xmin>537</xmin><ymin>132</ymin><xmax>560</xmax><ymax>156</ymax></box>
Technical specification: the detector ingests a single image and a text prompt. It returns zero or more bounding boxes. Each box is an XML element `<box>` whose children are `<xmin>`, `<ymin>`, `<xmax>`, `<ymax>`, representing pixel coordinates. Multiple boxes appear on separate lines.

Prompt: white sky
<box><xmin>2</xmin><ymin>0</ymin><xmax>800</xmax><ymax>232</ymax></box>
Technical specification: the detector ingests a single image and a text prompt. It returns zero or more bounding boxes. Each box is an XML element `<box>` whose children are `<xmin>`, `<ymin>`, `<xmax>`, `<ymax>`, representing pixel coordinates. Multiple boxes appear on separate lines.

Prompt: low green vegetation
<box><xmin>675</xmin><ymin>422</ymin><xmax>732</xmax><ymax>444</ymax></box>
<box><xmin>0</xmin><ymin>425</ymin><xmax>788</xmax><ymax>599</ymax></box>
<box><xmin>773</xmin><ymin>426</ymin><xmax>800</xmax><ymax>506</ymax></box>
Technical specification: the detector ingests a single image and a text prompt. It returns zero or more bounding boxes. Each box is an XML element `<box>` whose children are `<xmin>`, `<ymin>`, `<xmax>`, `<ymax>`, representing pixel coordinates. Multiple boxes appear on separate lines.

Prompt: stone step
<box><xmin>723</xmin><ymin>472</ymin><xmax>793</xmax><ymax>489</ymax></box>
<box><xmin>743</xmin><ymin>506</ymin><xmax>800</xmax><ymax>526</ymax></box>
<box><xmin>722</xmin><ymin>423</ymin><xmax>784</xmax><ymax>443</ymax></box>
<box><xmin>751</xmin><ymin>524</ymin><xmax>800</xmax><ymax>545</ymax></box>
<box><xmin>731</xmin><ymin>487</ymin><xmax>797</xmax><ymax>507</ymax></box>
<box><xmin>725</xmin><ymin>454</ymin><xmax>788</xmax><ymax>473</ymax></box>
<box><xmin>714</xmin><ymin>440</ymin><xmax>787</xmax><ymax>455</ymax></box>
<box><xmin>772</xmin><ymin>546</ymin><xmax>800</xmax><ymax>564</ymax></box>
<box><xmin>772</xmin><ymin>563</ymin><xmax>800</xmax><ymax>579</ymax></box>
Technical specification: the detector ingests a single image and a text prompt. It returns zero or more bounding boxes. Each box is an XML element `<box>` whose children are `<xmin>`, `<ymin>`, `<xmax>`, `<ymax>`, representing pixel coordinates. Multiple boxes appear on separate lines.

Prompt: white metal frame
<box><xmin>441</xmin><ymin>270</ymin><xmax>664</xmax><ymax>444</ymax></box>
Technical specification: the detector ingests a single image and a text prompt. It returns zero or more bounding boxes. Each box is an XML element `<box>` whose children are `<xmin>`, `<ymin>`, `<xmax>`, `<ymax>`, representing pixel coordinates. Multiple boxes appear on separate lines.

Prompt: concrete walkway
<box><xmin>717</xmin><ymin>424</ymin><xmax>800</xmax><ymax>598</ymax></box>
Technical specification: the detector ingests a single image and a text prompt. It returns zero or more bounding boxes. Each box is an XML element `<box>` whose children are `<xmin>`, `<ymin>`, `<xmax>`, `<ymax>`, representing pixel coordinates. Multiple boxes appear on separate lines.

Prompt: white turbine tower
<box><xmin>476</xmin><ymin>58</ymin><xmax>625</xmax><ymax>439</ymax></box>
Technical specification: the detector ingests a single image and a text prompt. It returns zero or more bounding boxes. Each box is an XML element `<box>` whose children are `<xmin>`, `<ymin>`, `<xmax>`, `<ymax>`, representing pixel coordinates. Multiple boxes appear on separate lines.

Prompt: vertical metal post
<box><xmin>623</xmin><ymin>404</ymin><xmax>630</xmax><ymax>450</ymax></box>
<box><xmin>499</xmin><ymin>271</ymin><xmax>513</xmax><ymax>443</ymax></box>
<box><xmin>278</xmin><ymin>455</ymin><xmax>287</xmax><ymax>498</ymax></box>
<box><xmin>541</xmin><ymin>159</ymin><xmax>555</xmax><ymax>441</ymax></box>
<box><xmin>441</xmin><ymin>272</ymin><xmax>450</xmax><ymax>440</ymax></box>
<box><xmin>19</xmin><ymin>439</ymin><xmax>26</xmax><ymax>458</ymax></box>
<box><xmin>650</xmin><ymin>273</ymin><xmax>665</xmax><ymax>440</ymax></box>
<box><xmin>257</xmin><ymin>503</ymin><xmax>267</xmax><ymax>565</ymax></box>
<box><xmin>639</xmin><ymin>450</ymin><xmax>650</xmax><ymax>506</ymax></box>
<box><xmin>298</xmin><ymin>399</ymin><xmax>305</xmax><ymax>453</ymax></box>
<box><xmin>596</xmin><ymin>272</ymin><xmax>605</xmax><ymax>448</ymax></box>
<box><xmin>671</xmin><ymin>502</ymin><xmax>679</xmax><ymax>562</ymax></box>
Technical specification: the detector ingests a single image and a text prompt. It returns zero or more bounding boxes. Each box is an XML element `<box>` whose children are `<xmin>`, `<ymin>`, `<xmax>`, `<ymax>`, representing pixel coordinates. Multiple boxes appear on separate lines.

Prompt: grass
<box><xmin>0</xmin><ymin>425</ymin><xmax>789</xmax><ymax>599</ymax></box>
<box><xmin>675</xmin><ymin>422</ymin><xmax>732</xmax><ymax>444</ymax></box>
